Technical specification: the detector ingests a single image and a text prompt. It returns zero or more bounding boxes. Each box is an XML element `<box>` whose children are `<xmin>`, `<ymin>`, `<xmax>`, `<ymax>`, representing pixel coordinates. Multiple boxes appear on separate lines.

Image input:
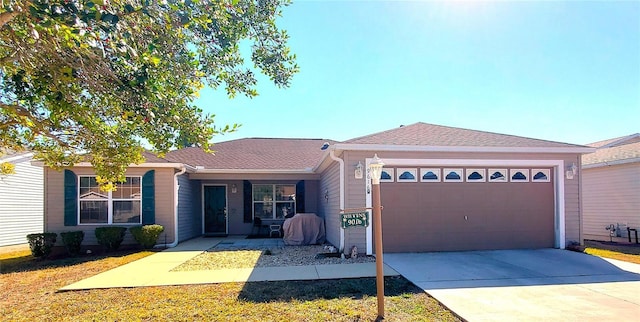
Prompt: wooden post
<box><xmin>372</xmin><ymin>181</ymin><xmax>384</xmax><ymax>320</ymax></box>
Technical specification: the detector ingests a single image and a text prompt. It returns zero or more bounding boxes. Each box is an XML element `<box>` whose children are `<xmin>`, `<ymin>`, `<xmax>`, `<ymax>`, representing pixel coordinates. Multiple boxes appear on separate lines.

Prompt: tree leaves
<box><xmin>1</xmin><ymin>0</ymin><xmax>298</xmax><ymax>190</ymax></box>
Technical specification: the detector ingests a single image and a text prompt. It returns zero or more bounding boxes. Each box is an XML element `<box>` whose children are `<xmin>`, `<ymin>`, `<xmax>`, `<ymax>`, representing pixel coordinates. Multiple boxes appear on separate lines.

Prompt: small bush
<box><xmin>95</xmin><ymin>227</ymin><xmax>127</xmax><ymax>251</ymax></box>
<box><xmin>60</xmin><ymin>231</ymin><xmax>84</xmax><ymax>256</ymax></box>
<box><xmin>26</xmin><ymin>233</ymin><xmax>57</xmax><ymax>258</ymax></box>
<box><xmin>129</xmin><ymin>225</ymin><xmax>164</xmax><ymax>249</ymax></box>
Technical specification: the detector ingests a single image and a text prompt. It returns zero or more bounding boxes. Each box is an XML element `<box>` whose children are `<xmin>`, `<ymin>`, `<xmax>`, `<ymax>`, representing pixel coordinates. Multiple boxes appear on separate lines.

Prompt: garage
<box><xmin>379</xmin><ymin>166</ymin><xmax>555</xmax><ymax>252</ymax></box>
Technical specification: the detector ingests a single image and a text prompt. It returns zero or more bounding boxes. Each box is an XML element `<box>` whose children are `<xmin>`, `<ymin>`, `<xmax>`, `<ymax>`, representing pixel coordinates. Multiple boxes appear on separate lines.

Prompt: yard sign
<box><xmin>341</xmin><ymin>211</ymin><xmax>369</xmax><ymax>229</ymax></box>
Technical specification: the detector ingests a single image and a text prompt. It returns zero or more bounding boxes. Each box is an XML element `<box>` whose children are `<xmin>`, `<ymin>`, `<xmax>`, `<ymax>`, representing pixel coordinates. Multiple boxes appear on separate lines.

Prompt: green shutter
<box><xmin>142</xmin><ymin>170</ymin><xmax>155</xmax><ymax>224</ymax></box>
<box><xmin>64</xmin><ymin>170</ymin><xmax>78</xmax><ymax>226</ymax></box>
<box><xmin>243</xmin><ymin>180</ymin><xmax>252</xmax><ymax>223</ymax></box>
<box><xmin>296</xmin><ymin>180</ymin><xmax>305</xmax><ymax>213</ymax></box>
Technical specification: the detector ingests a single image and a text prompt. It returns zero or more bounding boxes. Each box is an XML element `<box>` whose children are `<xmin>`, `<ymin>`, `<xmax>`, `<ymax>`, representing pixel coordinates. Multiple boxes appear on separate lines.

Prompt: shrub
<box><xmin>95</xmin><ymin>227</ymin><xmax>127</xmax><ymax>251</ymax></box>
<box><xmin>26</xmin><ymin>233</ymin><xmax>57</xmax><ymax>258</ymax></box>
<box><xmin>129</xmin><ymin>225</ymin><xmax>164</xmax><ymax>249</ymax></box>
<box><xmin>60</xmin><ymin>231</ymin><xmax>85</xmax><ymax>256</ymax></box>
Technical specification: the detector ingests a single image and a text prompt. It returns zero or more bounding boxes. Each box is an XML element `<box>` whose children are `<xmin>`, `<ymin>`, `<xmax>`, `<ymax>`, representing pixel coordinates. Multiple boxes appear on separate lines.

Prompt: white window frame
<box><xmin>252</xmin><ymin>184</ymin><xmax>296</xmax><ymax>220</ymax></box>
<box><xmin>78</xmin><ymin>175</ymin><xmax>142</xmax><ymax>225</ymax></box>
<box><xmin>466</xmin><ymin>168</ymin><xmax>486</xmax><ymax>182</ymax></box>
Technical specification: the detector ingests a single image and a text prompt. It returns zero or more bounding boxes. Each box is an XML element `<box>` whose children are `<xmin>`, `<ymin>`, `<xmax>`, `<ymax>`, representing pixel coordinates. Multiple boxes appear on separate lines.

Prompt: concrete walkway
<box><xmin>385</xmin><ymin>249</ymin><xmax>640</xmax><ymax>322</ymax></box>
<box><xmin>59</xmin><ymin>237</ymin><xmax>398</xmax><ymax>291</ymax></box>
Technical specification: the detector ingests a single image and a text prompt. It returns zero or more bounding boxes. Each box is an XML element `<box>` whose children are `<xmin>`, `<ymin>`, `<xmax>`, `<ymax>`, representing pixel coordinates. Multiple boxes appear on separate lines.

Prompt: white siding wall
<box><xmin>582</xmin><ymin>163</ymin><xmax>640</xmax><ymax>241</ymax></box>
<box><xmin>0</xmin><ymin>157</ymin><xmax>44</xmax><ymax>246</ymax></box>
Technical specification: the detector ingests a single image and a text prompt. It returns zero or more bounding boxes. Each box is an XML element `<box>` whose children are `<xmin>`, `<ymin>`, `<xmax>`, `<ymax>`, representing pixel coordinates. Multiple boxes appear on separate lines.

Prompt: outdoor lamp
<box><xmin>355</xmin><ymin>161</ymin><xmax>364</xmax><ymax>179</ymax></box>
<box><xmin>369</xmin><ymin>154</ymin><xmax>384</xmax><ymax>184</ymax></box>
<box><xmin>369</xmin><ymin>153</ymin><xmax>385</xmax><ymax>320</ymax></box>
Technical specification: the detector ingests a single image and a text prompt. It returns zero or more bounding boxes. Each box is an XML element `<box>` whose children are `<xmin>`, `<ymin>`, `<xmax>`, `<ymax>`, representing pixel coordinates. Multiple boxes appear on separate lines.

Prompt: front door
<box><xmin>204</xmin><ymin>186</ymin><xmax>227</xmax><ymax>235</ymax></box>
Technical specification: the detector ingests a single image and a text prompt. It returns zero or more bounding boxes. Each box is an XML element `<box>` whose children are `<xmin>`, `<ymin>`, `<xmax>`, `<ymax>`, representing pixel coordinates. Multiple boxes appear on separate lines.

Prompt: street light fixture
<box><xmin>369</xmin><ymin>154</ymin><xmax>385</xmax><ymax>320</ymax></box>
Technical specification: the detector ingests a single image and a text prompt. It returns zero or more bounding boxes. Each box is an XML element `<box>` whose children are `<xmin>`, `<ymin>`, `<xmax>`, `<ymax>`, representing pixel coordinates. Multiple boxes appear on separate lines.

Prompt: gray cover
<box><xmin>283</xmin><ymin>213</ymin><xmax>326</xmax><ymax>246</ymax></box>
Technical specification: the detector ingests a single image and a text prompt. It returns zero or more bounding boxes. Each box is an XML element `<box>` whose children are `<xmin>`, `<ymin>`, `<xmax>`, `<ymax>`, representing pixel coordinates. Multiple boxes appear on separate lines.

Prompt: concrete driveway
<box><xmin>384</xmin><ymin>249</ymin><xmax>640</xmax><ymax>321</ymax></box>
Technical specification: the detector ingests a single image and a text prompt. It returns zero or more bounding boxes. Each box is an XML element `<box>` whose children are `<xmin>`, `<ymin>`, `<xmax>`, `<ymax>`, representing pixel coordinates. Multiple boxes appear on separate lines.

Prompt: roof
<box><xmin>344</xmin><ymin>122</ymin><xmax>585</xmax><ymax>148</ymax></box>
<box><xmin>583</xmin><ymin>134</ymin><xmax>640</xmax><ymax>167</ymax></box>
<box><xmin>165</xmin><ymin>138</ymin><xmax>335</xmax><ymax>170</ymax></box>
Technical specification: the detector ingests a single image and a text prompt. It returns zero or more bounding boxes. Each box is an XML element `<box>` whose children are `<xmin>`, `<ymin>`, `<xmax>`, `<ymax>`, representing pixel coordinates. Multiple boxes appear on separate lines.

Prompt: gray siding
<box><xmin>319</xmin><ymin>162</ymin><xmax>341</xmax><ymax>249</ymax></box>
<box><xmin>582</xmin><ymin>163</ymin><xmax>640</xmax><ymax>241</ymax></box>
<box><xmin>0</xmin><ymin>157</ymin><xmax>43</xmax><ymax>246</ymax></box>
<box><xmin>177</xmin><ymin>175</ymin><xmax>201</xmax><ymax>242</ymax></box>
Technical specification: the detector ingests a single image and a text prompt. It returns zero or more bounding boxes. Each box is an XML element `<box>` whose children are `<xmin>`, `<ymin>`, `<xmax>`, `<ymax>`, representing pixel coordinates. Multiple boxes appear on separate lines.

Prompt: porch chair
<box><xmin>252</xmin><ymin>218</ymin><xmax>269</xmax><ymax>237</ymax></box>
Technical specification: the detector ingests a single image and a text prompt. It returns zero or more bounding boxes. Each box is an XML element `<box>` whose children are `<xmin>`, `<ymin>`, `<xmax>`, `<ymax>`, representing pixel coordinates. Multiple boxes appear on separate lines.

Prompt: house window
<box><xmin>79</xmin><ymin>176</ymin><xmax>141</xmax><ymax>224</ymax></box>
<box><xmin>380</xmin><ymin>168</ymin><xmax>394</xmax><ymax>182</ymax></box>
<box><xmin>253</xmin><ymin>184</ymin><xmax>296</xmax><ymax>220</ymax></box>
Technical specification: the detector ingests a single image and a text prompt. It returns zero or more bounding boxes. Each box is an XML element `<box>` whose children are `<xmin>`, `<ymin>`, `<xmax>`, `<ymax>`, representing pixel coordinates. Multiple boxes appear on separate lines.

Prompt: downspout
<box><xmin>329</xmin><ymin>150</ymin><xmax>345</xmax><ymax>252</ymax></box>
<box><xmin>156</xmin><ymin>165</ymin><xmax>186</xmax><ymax>248</ymax></box>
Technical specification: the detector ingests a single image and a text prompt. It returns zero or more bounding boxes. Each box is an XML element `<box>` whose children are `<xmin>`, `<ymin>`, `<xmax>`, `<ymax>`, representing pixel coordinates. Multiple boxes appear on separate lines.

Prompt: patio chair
<box><xmin>251</xmin><ymin>218</ymin><xmax>268</xmax><ymax>237</ymax></box>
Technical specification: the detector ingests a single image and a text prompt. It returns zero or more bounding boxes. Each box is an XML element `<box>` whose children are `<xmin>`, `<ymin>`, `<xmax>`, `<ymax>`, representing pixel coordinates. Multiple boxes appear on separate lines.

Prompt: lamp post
<box><xmin>369</xmin><ymin>154</ymin><xmax>385</xmax><ymax>320</ymax></box>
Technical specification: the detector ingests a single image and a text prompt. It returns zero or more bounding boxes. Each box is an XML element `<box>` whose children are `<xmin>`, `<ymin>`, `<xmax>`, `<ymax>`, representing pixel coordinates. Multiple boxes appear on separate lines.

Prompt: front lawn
<box><xmin>1</xmin><ymin>250</ymin><xmax>460</xmax><ymax>321</ymax></box>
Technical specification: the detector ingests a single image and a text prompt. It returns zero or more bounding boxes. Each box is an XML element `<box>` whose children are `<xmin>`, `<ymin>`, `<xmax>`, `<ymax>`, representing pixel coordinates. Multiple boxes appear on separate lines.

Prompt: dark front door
<box><xmin>204</xmin><ymin>186</ymin><xmax>227</xmax><ymax>235</ymax></box>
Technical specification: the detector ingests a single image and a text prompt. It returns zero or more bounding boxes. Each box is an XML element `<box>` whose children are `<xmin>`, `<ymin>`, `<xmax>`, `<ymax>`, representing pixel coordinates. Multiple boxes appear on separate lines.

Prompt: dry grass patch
<box><xmin>1</xmin><ymin>247</ymin><xmax>459</xmax><ymax>321</ymax></box>
<box><xmin>583</xmin><ymin>240</ymin><xmax>640</xmax><ymax>264</ymax></box>
<box><xmin>174</xmin><ymin>244</ymin><xmax>375</xmax><ymax>271</ymax></box>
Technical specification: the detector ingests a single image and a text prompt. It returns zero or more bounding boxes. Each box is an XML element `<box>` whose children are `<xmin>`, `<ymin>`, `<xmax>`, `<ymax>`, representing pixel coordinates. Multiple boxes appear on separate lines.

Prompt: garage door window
<box><xmin>532</xmin><ymin>169</ymin><xmax>550</xmax><ymax>182</ymax></box>
<box><xmin>397</xmin><ymin>168</ymin><xmax>417</xmax><ymax>182</ymax></box>
<box><xmin>489</xmin><ymin>169</ymin><xmax>507</xmax><ymax>182</ymax></box>
<box><xmin>510</xmin><ymin>169</ymin><xmax>529</xmax><ymax>182</ymax></box>
<box><xmin>466</xmin><ymin>169</ymin><xmax>486</xmax><ymax>182</ymax></box>
<box><xmin>420</xmin><ymin>168</ymin><xmax>441</xmax><ymax>182</ymax></box>
<box><xmin>380</xmin><ymin>168</ymin><xmax>394</xmax><ymax>182</ymax></box>
<box><xmin>444</xmin><ymin>169</ymin><xmax>463</xmax><ymax>182</ymax></box>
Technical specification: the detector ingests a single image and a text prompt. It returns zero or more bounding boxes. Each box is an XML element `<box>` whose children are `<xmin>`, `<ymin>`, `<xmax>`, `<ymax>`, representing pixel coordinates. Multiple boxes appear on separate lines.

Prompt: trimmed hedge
<box><xmin>129</xmin><ymin>224</ymin><xmax>164</xmax><ymax>249</ymax></box>
<box><xmin>60</xmin><ymin>231</ymin><xmax>84</xmax><ymax>256</ymax></box>
<box><xmin>95</xmin><ymin>227</ymin><xmax>127</xmax><ymax>252</ymax></box>
<box><xmin>26</xmin><ymin>233</ymin><xmax>57</xmax><ymax>258</ymax></box>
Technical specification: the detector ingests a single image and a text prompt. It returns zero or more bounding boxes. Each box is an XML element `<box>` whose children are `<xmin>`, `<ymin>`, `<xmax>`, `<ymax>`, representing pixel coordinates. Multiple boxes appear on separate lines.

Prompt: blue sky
<box><xmin>196</xmin><ymin>0</ymin><xmax>640</xmax><ymax>145</ymax></box>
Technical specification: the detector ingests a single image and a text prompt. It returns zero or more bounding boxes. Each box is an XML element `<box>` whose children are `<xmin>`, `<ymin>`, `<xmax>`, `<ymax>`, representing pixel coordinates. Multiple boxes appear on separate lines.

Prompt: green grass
<box><xmin>1</xmin><ymin>249</ymin><xmax>460</xmax><ymax>321</ymax></box>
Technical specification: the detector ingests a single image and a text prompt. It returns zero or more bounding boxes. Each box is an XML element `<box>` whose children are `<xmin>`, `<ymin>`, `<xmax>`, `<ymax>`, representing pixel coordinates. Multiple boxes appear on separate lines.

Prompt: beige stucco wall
<box><xmin>582</xmin><ymin>162</ymin><xmax>640</xmax><ymax>242</ymax></box>
<box><xmin>329</xmin><ymin>150</ymin><xmax>584</xmax><ymax>251</ymax></box>
<box><xmin>44</xmin><ymin>167</ymin><xmax>177</xmax><ymax>246</ymax></box>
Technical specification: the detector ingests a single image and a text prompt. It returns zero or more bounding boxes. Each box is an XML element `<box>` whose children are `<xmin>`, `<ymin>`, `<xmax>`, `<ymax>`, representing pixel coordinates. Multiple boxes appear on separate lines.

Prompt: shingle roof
<box><xmin>142</xmin><ymin>151</ymin><xmax>172</xmax><ymax>163</ymax></box>
<box><xmin>583</xmin><ymin>134</ymin><xmax>640</xmax><ymax>166</ymax></box>
<box><xmin>165</xmin><ymin>138</ymin><xmax>334</xmax><ymax>170</ymax></box>
<box><xmin>344</xmin><ymin>122</ymin><xmax>584</xmax><ymax>148</ymax></box>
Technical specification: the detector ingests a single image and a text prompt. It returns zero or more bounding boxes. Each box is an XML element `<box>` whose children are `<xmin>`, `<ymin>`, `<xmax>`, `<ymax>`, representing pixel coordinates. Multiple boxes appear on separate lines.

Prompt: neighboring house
<box><xmin>0</xmin><ymin>152</ymin><xmax>44</xmax><ymax>247</ymax></box>
<box><xmin>582</xmin><ymin>133</ymin><xmax>640</xmax><ymax>242</ymax></box>
<box><xmin>40</xmin><ymin>123</ymin><xmax>593</xmax><ymax>253</ymax></box>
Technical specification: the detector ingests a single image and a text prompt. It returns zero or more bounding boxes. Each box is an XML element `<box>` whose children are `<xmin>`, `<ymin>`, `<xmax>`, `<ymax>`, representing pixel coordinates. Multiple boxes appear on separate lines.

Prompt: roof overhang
<box><xmin>582</xmin><ymin>157</ymin><xmax>640</xmax><ymax>169</ymax></box>
<box><xmin>331</xmin><ymin>143</ymin><xmax>596</xmax><ymax>154</ymax></box>
<box><xmin>189</xmin><ymin>168</ymin><xmax>315</xmax><ymax>174</ymax></box>
<box><xmin>31</xmin><ymin>161</ymin><xmax>188</xmax><ymax>170</ymax></box>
